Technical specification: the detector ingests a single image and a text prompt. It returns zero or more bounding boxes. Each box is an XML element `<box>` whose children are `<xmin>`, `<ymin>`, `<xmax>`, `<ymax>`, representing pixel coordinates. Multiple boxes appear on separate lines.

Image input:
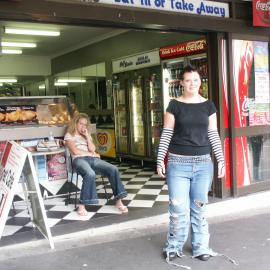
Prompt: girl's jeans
<box><xmin>165</xmin><ymin>153</ymin><xmax>214</xmax><ymax>257</ymax></box>
<box><xmin>73</xmin><ymin>156</ymin><xmax>127</xmax><ymax>205</ymax></box>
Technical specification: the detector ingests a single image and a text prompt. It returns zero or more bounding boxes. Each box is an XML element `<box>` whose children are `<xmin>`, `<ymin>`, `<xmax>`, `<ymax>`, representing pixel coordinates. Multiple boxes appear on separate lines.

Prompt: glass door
<box><xmin>113</xmin><ymin>76</ymin><xmax>128</xmax><ymax>154</ymax></box>
<box><xmin>129</xmin><ymin>75</ymin><xmax>145</xmax><ymax>156</ymax></box>
<box><xmin>188</xmin><ymin>53</ymin><xmax>208</xmax><ymax>98</ymax></box>
<box><xmin>148</xmin><ymin>68</ymin><xmax>163</xmax><ymax>157</ymax></box>
<box><xmin>162</xmin><ymin>59</ymin><xmax>185</xmax><ymax>112</ymax></box>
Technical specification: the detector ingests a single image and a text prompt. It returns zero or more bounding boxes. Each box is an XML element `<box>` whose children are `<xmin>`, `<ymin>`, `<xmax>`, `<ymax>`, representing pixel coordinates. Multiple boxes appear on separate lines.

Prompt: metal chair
<box><xmin>66</xmin><ymin>154</ymin><xmax>109</xmax><ymax>208</ymax></box>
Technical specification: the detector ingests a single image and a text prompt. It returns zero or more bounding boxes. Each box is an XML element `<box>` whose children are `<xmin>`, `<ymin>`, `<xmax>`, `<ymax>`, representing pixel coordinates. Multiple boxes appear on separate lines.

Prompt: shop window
<box><xmin>53</xmin><ymin>62</ymin><xmax>111</xmax><ymax>119</ymax></box>
<box><xmin>232</xmin><ymin>40</ymin><xmax>270</xmax><ymax>127</ymax></box>
<box><xmin>235</xmin><ymin>134</ymin><xmax>270</xmax><ymax>186</ymax></box>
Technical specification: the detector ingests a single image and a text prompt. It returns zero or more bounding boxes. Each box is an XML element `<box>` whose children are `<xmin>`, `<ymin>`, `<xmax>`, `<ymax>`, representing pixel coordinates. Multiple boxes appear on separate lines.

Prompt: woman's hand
<box><xmin>218</xmin><ymin>162</ymin><xmax>225</xmax><ymax>178</ymax></box>
<box><xmin>80</xmin><ymin>128</ymin><xmax>90</xmax><ymax>138</ymax></box>
<box><xmin>157</xmin><ymin>162</ymin><xmax>166</xmax><ymax>178</ymax></box>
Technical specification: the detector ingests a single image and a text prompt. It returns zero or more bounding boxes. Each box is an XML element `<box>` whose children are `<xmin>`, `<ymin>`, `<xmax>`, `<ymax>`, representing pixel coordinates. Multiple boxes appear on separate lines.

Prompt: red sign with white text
<box><xmin>159</xmin><ymin>39</ymin><xmax>207</xmax><ymax>59</ymax></box>
<box><xmin>253</xmin><ymin>0</ymin><xmax>270</xmax><ymax>27</ymax></box>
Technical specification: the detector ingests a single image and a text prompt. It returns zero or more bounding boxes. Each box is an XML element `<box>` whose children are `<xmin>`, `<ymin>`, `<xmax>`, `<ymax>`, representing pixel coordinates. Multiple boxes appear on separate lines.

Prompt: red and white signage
<box><xmin>253</xmin><ymin>0</ymin><xmax>270</xmax><ymax>27</ymax></box>
<box><xmin>160</xmin><ymin>39</ymin><xmax>207</xmax><ymax>59</ymax></box>
<box><xmin>0</xmin><ymin>142</ymin><xmax>27</xmax><ymax>221</ymax></box>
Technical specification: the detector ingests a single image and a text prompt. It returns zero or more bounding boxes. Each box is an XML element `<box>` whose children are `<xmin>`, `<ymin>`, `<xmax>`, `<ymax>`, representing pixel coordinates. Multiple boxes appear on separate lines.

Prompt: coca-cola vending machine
<box><xmin>160</xmin><ymin>39</ymin><xmax>208</xmax><ymax>111</ymax></box>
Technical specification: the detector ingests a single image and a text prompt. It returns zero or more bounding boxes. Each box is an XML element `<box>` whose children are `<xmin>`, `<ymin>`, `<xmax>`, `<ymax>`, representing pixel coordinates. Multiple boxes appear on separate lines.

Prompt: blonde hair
<box><xmin>67</xmin><ymin>112</ymin><xmax>91</xmax><ymax>135</ymax></box>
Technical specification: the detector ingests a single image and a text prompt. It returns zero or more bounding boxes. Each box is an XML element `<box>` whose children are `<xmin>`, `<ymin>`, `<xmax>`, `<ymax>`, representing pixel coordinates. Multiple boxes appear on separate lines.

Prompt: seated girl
<box><xmin>64</xmin><ymin>112</ymin><xmax>128</xmax><ymax>216</ymax></box>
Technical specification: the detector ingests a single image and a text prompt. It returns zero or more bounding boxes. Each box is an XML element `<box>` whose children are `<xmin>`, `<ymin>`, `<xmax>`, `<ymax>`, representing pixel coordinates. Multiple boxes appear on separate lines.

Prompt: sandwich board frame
<box><xmin>0</xmin><ymin>141</ymin><xmax>54</xmax><ymax>249</ymax></box>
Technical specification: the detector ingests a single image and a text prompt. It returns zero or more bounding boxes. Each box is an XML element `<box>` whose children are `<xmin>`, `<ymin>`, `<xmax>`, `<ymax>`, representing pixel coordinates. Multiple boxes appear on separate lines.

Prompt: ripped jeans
<box><xmin>73</xmin><ymin>156</ymin><xmax>127</xmax><ymax>205</ymax></box>
<box><xmin>164</xmin><ymin>153</ymin><xmax>214</xmax><ymax>257</ymax></box>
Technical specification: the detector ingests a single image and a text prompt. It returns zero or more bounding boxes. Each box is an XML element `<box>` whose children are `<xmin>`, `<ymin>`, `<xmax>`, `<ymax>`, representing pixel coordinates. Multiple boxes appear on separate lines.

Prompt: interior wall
<box><xmin>51</xmin><ymin>30</ymin><xmax>203</xmax><ymax>74</ymax></box>
<box><xmin>0</xmin><ymin>55</ymin><xmax>51</xmax><ymax>76</ymax></box>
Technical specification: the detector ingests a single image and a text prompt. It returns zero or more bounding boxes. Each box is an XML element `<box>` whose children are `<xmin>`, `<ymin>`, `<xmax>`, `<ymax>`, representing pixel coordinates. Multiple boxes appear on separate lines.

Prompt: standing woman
<box><xmin>65</xmin><ymin>113</ymin><xmax>128</xmax><ymax>216</ymax></box>
<box><xmin>157</xmin><ymin>65</ymin><xmax>225</xmax><ymax>262</ymax></box>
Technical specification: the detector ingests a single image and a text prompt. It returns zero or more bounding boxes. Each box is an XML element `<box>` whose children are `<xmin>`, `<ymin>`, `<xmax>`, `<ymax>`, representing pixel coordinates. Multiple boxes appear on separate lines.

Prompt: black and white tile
<box><xmin>2</xmin><ymin>162</ymin><xmax>168</xmax><ymax>238</ymax></box>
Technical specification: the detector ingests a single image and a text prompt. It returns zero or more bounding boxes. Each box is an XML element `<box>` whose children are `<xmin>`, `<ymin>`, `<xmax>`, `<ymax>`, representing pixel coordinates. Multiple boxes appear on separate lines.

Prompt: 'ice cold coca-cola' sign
<box><xmin>253</xmin><ymin>0</ymin><xmax>270</xmax><ymax>27</ymax></box>
<box><xmin>46</xmin><ymin>0</ymin><xmax>229</xmax><ymax>18</ymax></box>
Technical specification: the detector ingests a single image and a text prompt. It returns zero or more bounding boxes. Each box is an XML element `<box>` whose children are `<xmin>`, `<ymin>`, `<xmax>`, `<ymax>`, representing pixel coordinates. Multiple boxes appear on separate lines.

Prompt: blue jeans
<box><xmin>73</xmin><ymin>156</ymin><xmax>127</xmax><ymax>205</ymax></box>
<box><xmin>164</xmin><ymin>153</ymin><xmax>214</xmax><ymax>257</ymax></box>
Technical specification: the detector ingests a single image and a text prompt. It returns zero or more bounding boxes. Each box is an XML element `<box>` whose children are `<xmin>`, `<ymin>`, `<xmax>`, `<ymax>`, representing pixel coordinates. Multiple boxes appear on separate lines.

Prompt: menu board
<box><xmin>0</xmin><ymin>142</ymin><xmax>27</xmax><ymax>221</ymax></box>
<box><xmin>0</xmin><ymin>141</ymin><xmax>54</xmax><ymax>249</ymax></box>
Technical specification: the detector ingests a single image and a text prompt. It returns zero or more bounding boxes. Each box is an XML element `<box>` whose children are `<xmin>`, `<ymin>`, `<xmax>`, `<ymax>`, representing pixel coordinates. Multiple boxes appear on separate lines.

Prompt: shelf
<box><xmin>0</xmin><ymin>123</ymin><xmax>96</xmax><ymax>141</ymax></box>
<box><xmin>31</xmin><ymin>147</ymin><xmax>66</xmax><ymax>156</ymax></box>
<box><xmin>0</xmin><ymin>125</ymin><xmax>67</xmax><ymax>141</ymax></box>
<box><xmin>88</xmin><ymin>109</ymin><xmax>113</xmax><ymax>116</ymax></box>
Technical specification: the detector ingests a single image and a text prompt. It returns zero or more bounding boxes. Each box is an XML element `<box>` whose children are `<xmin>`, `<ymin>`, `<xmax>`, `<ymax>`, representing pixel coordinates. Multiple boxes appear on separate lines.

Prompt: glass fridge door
<box><xmin>188</xmin><ymin>53</ymin><xmax>208</xmax><ymax>98</ymax></box>
<box><xmin>162</xmin><ymin>59</ymin><xmax>185</xmax><ymax>112</ymax></box>
<box><xmin>148</xmin><ymin>69</ymin><xmax>163</xmax><ymax>157</ymax></box>
<box><xmin>129</xmin><ymin>76</ymin><xmax>145</xmax><ymax>156</ymax></box>
<box><xmin>113</xmin><ymin>77</ymin><xmax>128</xmax><ymax>154</ymax></box>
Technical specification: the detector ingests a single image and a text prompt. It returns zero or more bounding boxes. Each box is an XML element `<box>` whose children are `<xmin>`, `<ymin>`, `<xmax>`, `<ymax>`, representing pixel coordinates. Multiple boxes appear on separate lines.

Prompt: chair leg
<box><xmin>12</xmin><ymin>201</ymin><xmax>16</xmax><ymax>214</ymax></box>
<box><xmin>101</xmin><ymin>176</ymin><xmax>109</xmax><ymax>203</ymax></box>
<box><xmin>66</xmin><ymin>175</ymin><xmax>72</xmax><ymax>206</ymax></box>
<box><xmin>75</xmin><ymin>173</ymin><xmax>79</xmax><ymax>209</ymax></box>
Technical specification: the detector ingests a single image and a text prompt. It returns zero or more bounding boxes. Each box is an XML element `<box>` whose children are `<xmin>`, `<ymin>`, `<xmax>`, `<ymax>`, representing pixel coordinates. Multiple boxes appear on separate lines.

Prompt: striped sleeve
<box><xmin>157</xmin><ymin>128</ymin><xmax>174</xmax><ymax>168</ymax></box>
<box><xmin>208</xmin><ymin>129</ymin><xmax>224</xmax><ymax>167</ymax></box>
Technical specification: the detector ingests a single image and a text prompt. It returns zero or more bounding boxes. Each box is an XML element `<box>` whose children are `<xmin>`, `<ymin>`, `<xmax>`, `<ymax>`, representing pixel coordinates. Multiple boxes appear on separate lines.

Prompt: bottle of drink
<box><xmin>48</xmin><ymin>131</ymin><xmax>54</xmax><ymax>141</ymax></box>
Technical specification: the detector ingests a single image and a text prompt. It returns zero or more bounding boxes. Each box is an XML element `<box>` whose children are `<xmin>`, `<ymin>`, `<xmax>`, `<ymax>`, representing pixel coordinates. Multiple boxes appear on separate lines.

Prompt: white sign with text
<box><xmin>112</xmin><ymin>50</ymin><xmax>160</xmax><ymax>73</ymax></box>
<box><xmin>46</xmin><ymin>0</ymin><xmax>229</xmax><ymax>18</ymax></box>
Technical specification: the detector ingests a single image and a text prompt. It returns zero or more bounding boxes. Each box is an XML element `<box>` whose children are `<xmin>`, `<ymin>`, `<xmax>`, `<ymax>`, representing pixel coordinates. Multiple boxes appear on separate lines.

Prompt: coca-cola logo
<box><xmin>186</xmin><ymin>40</ymin><xmax>206</xmax><ymax>52</ymax></box>
<box><xmin>256</xmin><ymin>0</ymin><xmax>270</xmax><ymax>11</ymax></box>
<box><xmin>254</xmin><ymin>0</ymin><xmax>270</xmax><ymax>24</ymax></box>
<box><xmin>97</xmin><ymin>133</ymin><xmax>108</xmax><ymax>145</ymax></box>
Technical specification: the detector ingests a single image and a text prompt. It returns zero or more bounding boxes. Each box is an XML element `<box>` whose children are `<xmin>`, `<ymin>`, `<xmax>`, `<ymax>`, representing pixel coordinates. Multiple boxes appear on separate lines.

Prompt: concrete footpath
<box><xmin>0</xmin><ymin>190</ymin><xmax>270</xmax><ymax>270</ymax></box>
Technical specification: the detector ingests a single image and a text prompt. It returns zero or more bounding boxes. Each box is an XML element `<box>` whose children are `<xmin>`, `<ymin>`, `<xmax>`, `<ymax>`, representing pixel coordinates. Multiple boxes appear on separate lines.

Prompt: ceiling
<box><xmin>0</xmin><ymin>21</ymin><xmax>127</xmax><ymax>58</ymax></box>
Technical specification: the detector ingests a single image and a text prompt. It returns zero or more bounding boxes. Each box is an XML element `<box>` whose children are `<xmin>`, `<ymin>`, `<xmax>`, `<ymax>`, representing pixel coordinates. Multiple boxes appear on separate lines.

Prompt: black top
<box><xmin>167</xmin><ymin>99</ymin><xmax>217</xmax><ymax>156</ymax></box>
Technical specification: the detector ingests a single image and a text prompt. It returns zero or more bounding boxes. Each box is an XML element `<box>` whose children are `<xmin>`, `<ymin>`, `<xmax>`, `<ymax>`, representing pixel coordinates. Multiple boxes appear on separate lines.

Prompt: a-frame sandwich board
<box><xmin>0</xmin><ymin>141</ymin><xmax>54</xmax><ymax>249</ymax></box>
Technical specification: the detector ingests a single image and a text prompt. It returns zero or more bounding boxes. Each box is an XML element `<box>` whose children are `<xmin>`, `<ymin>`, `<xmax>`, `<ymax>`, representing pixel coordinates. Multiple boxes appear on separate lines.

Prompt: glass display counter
<box><xmin>0</xmin><ymin>96</ymin><xmax>71</xmax><ymax>141</ymax></box>
<box><xmin>0</xmin><ymin>96</ymin><xmax>72</xmax><ymax>199</ymax></box>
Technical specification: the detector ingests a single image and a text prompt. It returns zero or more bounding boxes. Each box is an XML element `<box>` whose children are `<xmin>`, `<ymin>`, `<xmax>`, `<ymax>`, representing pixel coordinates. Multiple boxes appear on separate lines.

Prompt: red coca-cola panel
<box><xmin>159</xmin><ymin>39</ymin><xmax>207</xmax><ymax>59</ymax></box>
<box><xmin>232</xmin><ymin>40</ymin><xmax>254</xmax><ymax>187</ymax></box>
<box><xmin>253</xmin><ymin>0</ymin><xmax>270</xmax><ymax>27</ymax></box>
<box><xmin>221</xmin><ymin>39</ymin><xmax>229</xmax><ymax>129</ymax></box>
<box><xmin>224</xmin><ymin>138</ymin><xmax>231</xmax><ymax>189</ymax></box>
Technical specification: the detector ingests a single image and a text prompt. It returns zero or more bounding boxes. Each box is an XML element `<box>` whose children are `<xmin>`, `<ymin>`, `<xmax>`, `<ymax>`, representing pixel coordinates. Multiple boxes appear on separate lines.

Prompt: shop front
<box><xmin>0</xmin><ymin>0</ymin><xmax>269</xmax><ymax>201</ymax></box>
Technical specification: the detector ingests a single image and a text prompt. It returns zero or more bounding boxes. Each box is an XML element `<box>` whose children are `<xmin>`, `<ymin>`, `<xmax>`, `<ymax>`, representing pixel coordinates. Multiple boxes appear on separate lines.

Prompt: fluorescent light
<box><xmin>54</xmin><ymin>82</ymin><xmax>68</xmax><ymax>86</ymax></box>
<box><xmin>1</xmin><ymin>49</ymin><xmax>22</xmax><ymax>54</ymax></box>
<box><xmin>0</xmin><ymin>83</ymin><xmax>3</xmax><ymax>87</ymax></box>
<box><xmin>1</xmin><ymin>41</ymin><xmax>37</xmax><ymax>48</ymax></box>
<box><xmin>57</xmin><ymin>79</ymin><xmax>86</xmax><ymax>83</ymax></box>
<box><xmin>39</xmin><ymin>84</ymin><xmax>46</xmax><ymax>89</ymax></box>
<box><xmin>0</xmin><ymin>79</ymin><xmax>17</xmax><ymax>83</ymax></box>
<box><xmin>5</xmin><ymin>28</ymin><xmax>60</xmax><ymax>36</ymax></box>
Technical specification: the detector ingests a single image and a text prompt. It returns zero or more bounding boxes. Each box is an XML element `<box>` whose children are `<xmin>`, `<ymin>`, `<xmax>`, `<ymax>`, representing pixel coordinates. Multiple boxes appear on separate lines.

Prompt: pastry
<box><xmin>19</xmin><ymin>110</ymin><xmax>37</xmax><ymax>121</ymax></box>
<box><xmin>5</xmin><ymin>110</ymin><xmax>20</xmax><ymax>122</ymax></box>
<box><xmin>0</xmin><ymin>112</ymin><xmax>5</xmax><ymax>121</ymax></box>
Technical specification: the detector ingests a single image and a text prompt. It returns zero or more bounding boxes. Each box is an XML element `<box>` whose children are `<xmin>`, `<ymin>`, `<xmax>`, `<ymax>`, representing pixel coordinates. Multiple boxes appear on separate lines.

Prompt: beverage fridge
<box><xmin>160</xmin><ymin>39</ymin><xmax>209</xmax><ymax>111</ymax></box>
<box><xmin>113</xmin><ymin>65</ymin><xmax>163</xmax><ymax>162</ymax></box>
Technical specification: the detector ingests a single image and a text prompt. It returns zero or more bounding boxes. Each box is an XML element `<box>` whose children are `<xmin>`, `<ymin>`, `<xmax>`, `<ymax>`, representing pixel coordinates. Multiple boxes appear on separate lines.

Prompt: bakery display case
<box><xmin>0</xmin><ymin>96</ymin><xmax>72</xmax><ymax>199</ymax></box>
<box><xmin>0</xmin><ymin>96</ymin><xmax>71</xmax><ymax>141</ymax></box>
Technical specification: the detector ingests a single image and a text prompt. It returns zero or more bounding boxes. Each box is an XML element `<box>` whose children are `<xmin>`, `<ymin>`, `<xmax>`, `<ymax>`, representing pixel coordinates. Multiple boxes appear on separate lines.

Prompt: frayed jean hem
<box><xmin>114</xmin><ymin>191</ymin><xmax>128</xmax><ymax>201</ymax></box>
<box><xmin>80</xmin><ymin>199</ymin><xmax>99</xmax><ymax>205</ymax></box>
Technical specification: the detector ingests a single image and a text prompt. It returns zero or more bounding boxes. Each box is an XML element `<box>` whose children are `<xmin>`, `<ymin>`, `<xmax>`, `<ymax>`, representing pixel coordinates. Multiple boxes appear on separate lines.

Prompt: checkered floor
<box><xmin>2</xmin><ymin>161</ymin><xmax>168</xmax><ymax>238</ymax></box>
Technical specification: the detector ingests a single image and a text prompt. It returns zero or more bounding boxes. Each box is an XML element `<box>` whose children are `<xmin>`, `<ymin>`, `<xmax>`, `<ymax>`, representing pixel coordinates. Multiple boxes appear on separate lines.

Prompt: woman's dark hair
<box><xmin>180</xmin><ymin>64</ymin><xmax>200</xmax><ymax>80</ymax></box>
